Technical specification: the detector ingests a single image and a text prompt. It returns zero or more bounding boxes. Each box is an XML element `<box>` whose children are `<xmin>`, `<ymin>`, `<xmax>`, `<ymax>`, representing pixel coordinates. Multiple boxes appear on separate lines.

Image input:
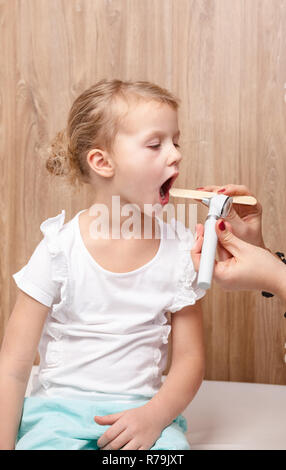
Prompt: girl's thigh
<box><xmin>16</xmin><ymin>397</ymin><xmax>190</xmax><ymax>450</ymax></box>
<box><xmin>16</xmin><ymin>397</ymin><xmax>100</xmax><ymax>450</ymax></box>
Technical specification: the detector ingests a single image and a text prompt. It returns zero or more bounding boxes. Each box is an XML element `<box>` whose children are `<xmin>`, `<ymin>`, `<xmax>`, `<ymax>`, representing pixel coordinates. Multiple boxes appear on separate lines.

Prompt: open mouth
<box><xmin>159</xmin><ymin>174</ymin><xmax>178</xmax><ymax>205</ymax></box>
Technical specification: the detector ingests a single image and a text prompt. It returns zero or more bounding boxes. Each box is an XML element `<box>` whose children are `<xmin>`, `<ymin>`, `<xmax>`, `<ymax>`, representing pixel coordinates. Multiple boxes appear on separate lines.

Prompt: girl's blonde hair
<box><xmin>46</xmin><ymin>79</ymin><xmax>180</xmax><ymax>189</ymax></box>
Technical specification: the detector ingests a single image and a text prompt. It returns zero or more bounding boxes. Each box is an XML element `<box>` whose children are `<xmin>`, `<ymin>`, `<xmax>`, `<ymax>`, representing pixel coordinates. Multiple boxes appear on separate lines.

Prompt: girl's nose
<box><xmin>168</xmin><ymin>147</ymin><xmax>182</xmax><ymax>166</ymax></box>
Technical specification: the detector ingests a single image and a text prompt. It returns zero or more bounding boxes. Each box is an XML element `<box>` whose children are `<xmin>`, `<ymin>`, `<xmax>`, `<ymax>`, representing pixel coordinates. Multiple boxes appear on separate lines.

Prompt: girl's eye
<box><xmin>148</xmin><ymin>144</ymin><xmax>160</xmax><ymax>149</ymax></box>
<box><xmin>148</xmin><ymin>143</ymin><xmax>180</xmax><ymax>150</ymax></box>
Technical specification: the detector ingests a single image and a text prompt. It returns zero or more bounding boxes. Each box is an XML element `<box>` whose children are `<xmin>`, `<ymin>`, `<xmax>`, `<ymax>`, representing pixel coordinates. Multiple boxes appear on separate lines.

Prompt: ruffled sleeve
<box><xmin>12</xmin><ymin>210</ymin><xmax>66</xmax><ymax>308</ymax></box>
<box><xmin>167</xmin><ymin>218</ymin><xmax>206</xmax><ymax>313</ymax></box>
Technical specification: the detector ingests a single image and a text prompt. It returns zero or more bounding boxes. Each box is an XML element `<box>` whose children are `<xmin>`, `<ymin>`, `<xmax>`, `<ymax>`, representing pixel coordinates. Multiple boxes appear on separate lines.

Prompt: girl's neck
<box><xmin>85</xmin><ymin>201</ymin><xmax>159</xmax><ymax>241</ymax></box>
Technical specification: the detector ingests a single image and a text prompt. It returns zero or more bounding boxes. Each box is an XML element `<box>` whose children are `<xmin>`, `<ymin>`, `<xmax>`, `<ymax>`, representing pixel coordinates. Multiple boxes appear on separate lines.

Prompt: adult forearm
<box><xmin>0</xmin><ymin>372</ymin><xmax>27</xmax><ymax>450</ymax></box>
<box><xmin>145</xmin><ymin>354</ymin><xmax>204</xmax><ymax>429</ymax></box>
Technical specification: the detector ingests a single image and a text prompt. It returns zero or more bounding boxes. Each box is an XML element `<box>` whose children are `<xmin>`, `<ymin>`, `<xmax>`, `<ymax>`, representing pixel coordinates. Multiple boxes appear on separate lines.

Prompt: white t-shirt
<box><xmin>12</xmin><ymin>210</ymin><xmax>205</xmax><ymax>402</ymax></box>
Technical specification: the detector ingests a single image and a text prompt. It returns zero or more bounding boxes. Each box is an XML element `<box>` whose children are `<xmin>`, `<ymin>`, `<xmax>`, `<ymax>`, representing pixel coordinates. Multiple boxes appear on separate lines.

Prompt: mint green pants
<box><xmin>16</xmin><ymin>397</ymin><xmax>190</xmax><ymax>450</ymax></box>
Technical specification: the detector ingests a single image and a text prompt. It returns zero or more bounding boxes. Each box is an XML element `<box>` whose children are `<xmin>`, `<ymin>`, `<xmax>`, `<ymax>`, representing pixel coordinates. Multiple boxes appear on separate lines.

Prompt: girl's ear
<box><xmin>86</xmin><ymin>148</ymin><xmax>115</xmax><ymax>178</ymax></box>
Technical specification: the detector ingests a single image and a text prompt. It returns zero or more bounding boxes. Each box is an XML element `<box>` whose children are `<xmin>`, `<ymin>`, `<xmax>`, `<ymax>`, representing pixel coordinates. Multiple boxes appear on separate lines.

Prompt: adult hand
<box><xmin>95</xmin><ymin>404</ymin><xmax>164</xmax><ymax>450</ymax></box>
<box><xmin>192</xmin><ymin>219</ymin><xmax>286</xmax><ymax>297</ymax></box>
<box><xmin>197</xmin><ymin>184</ymin><xmax>266</xmax><ymax>248</ymax></box>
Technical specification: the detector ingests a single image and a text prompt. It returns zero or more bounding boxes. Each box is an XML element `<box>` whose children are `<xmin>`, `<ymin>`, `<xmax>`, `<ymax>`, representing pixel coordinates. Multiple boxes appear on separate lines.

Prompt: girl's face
<box><xmin>111</xmin><ymin>99</ymin><xmax>182</xmax><ymax>215</ymax></box>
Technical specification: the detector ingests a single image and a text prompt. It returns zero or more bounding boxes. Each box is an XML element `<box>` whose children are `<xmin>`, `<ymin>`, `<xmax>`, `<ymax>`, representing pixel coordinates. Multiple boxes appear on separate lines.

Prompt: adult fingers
<box><xmin>217</xmin><ymin>184</ymin><xmax>253</xmax><ymax>196</ymax></box>
<box><xmin>197</xmin><ymin>184</ymin><xmax>254</xmax><ymax>197</ymax></box>
<box><xmin>215</xmin><ymin>219</ymin><xmax>246</xmax><ymax>258</ymax></box>
<box><xmin>196</xmin><ymin>185</ymin><xmax>221</xmax><ymax>192</ymax></box>
<box><xmin>217</xmin><ymin>239</ymin><xmax>232</xmax><ymax>261</ymax></box>
<box><xmin>191</xmin><ymin>224</ymin><xmax>204</xmax><ymax>271</ymax></box>
<box><xmin>216</xmin><ymin>220</ymin><xmax>234</xmax><ymax>261</ymax></box>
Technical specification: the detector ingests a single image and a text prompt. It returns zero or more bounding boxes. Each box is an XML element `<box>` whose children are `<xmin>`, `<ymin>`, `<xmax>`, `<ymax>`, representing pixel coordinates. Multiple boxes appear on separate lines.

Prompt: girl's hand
<box><xmin>192</xmin><ymin>219</ymin><xmax>285</xmax><ymax>295</ymax></box>
<box><xmin>94</xmin><ymin>405</ymin><xmax>164</xmax><ymax>450</ymax></box>
<box><xmin>197</xmin><ymin>184</ymin><xmax>266</xmax><ymax>248</ymax></box>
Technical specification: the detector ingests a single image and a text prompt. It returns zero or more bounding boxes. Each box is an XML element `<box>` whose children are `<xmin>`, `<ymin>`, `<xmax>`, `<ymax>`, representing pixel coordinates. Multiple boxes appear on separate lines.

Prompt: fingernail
<box><xmin>218</xmin><ymin>220</ymin><xmax>225</xmax><ymax>231</ymax></box>
<box><xmin>196</xmin><ymin>187</ymin><xmax>204</xmax><ymax>190</ymax></box>
<box><xmin>218</xmin><ymin>188</ymin><xmax>226</xmax><ymax>193</ymax></box>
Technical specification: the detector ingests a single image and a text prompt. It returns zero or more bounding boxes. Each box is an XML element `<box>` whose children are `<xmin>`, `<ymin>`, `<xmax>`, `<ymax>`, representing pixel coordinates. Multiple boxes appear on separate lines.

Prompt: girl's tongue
<box><xmin>159</xmin><ymin>177</ymin><xmax>173</xmax><ymax>205</ymax></box>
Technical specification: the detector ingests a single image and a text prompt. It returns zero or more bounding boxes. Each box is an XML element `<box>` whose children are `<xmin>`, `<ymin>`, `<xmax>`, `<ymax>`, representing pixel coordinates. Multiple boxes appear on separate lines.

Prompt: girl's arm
<box><xmin>144</xmin><ymin>299</ymin><xmax>205</xmax><ymax>427</ymax></box>
<box><xmin>95</xmin><ymin>300</ymin><xmax>205</xmax><ymax>450</ymax></box>
<box><xmin>0</xmin><ymin>290</ymin><xmax>49</xmax><ymax>449</ymax></box>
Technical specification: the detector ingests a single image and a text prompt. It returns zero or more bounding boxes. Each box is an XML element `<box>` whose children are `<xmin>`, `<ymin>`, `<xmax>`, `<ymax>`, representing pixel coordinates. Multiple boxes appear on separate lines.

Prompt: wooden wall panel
<box><xmin>0</xmin><ymin>0</ymin><xmax>285</xmax><ymax>384</ymax></box>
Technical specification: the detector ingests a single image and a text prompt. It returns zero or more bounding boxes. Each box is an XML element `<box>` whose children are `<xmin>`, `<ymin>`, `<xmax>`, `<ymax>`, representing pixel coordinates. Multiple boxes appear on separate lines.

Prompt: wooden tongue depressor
<box><xmin>169</xmin><ymin>188</ymin><xmax>257</xmax><ymax>206</ymax></box>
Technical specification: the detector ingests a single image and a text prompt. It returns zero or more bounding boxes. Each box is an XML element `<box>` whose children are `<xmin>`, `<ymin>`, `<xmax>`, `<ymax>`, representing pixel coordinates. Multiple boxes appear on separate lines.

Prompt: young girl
<box><xmin>0</xmin><ymin>79</ymin><xmax>206</xmax><ymax>450</ymax></box>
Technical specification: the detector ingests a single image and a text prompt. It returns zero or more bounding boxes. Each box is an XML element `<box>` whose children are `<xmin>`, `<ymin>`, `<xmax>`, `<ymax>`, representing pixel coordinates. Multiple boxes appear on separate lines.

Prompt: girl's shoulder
<box><xmin>39</xmin><ymin>210</ymin><xmax>76</xmax><ymax>248</ymax></box>
<box><xmin>40</xmin><ymin>210</ymin><xmax>66</xmax><ymax>238</ymax></box>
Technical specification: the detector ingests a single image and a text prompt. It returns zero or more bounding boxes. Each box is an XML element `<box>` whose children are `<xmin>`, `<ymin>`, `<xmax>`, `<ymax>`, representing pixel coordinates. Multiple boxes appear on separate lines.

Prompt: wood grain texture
<box><xmin>0</xmin><ymin>0</ymin><xmax>285</xmax><ymax>384</ymax></box>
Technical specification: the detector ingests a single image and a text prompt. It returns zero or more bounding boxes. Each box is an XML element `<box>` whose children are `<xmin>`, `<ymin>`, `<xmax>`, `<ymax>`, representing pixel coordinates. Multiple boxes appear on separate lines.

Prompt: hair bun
<box><xmin>46</xmin><ymin>129</ymin><xmax>70</xmax><ymax>177</ymax></box>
